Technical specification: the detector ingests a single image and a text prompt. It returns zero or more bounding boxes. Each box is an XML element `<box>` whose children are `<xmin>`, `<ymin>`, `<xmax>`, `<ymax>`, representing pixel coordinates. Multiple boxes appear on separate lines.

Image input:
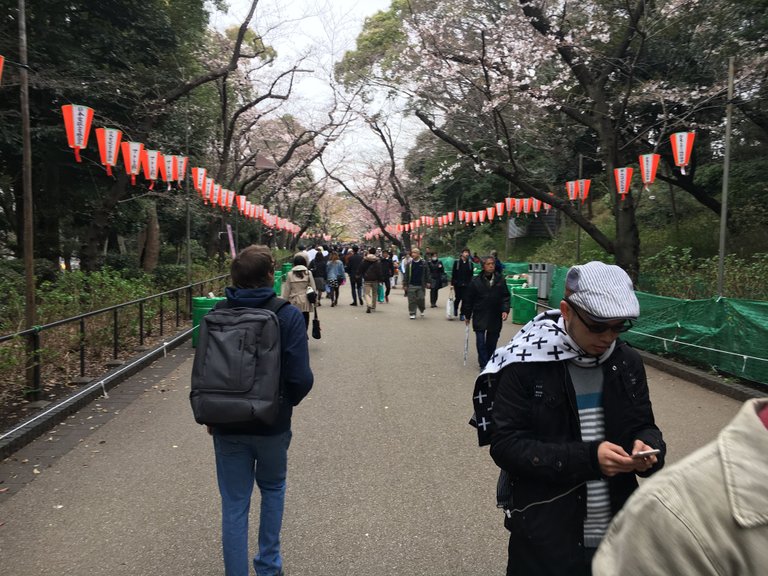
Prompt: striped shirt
<box><xmin>568</xmin><ymin>362</ymin><xmax>611</xmax><ymax>548</ymax></box>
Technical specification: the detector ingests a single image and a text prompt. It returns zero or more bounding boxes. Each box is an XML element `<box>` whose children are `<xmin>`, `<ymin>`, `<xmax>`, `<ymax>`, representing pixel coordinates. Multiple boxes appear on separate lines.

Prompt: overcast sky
<box><xmin>210</xmin><ymin>0</ymin><xmax>418</xmax><ymax>167</ymax></box>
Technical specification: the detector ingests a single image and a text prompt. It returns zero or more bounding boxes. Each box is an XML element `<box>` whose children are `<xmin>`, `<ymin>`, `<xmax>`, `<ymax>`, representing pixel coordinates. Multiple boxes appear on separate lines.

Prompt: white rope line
<box><xmin>0</xmin><ymin>327</ymin><xmax>193</xmax><ymax>443</ymax></box>
<box><xmin>625</xmin><ymin>329</ymin><xmax>768</xmax><ymax>364</ymax></box>
<box><xmin>519</xmin><ymin>297</ymin><xmax>768</xmax><ymax>369</ymax></box>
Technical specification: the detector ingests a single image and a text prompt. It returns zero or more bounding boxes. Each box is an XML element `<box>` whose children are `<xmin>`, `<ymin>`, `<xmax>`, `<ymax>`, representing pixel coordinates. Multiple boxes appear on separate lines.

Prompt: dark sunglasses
<box><xmin>566</xmin><ymin>300</ymin><xmax>633</xmax><ymax>334</ymax></box>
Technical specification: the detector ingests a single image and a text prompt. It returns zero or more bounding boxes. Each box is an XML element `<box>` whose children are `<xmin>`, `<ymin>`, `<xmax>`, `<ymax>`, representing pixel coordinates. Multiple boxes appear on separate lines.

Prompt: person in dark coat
<box><xmin>345</xmin><ymin>245</ymin><xmax>364</xmax><ymax>306</ymax></box>
<box><xmin>451</xmin><ymin>248</ymin><xmax>474</xmax><ymax>318</ymax></box>
<box><xmin>357</xmin><ymin>247</ymin><xmax>384</xmax><ymax>313</ymax></box>
<box><xmin>380</xmin><ymin>249</ymin><xmax>395</xmax><ymax>302</ymax></box>
<box><xmin>476</xmin><ymin>261</ymin><xmax>665</xmax><ymax>576</ymax></box>
<box><xmin>462</xmin><ymin>256</ymin><xmax>510</xmax><ymax>369</ymax></box>
<box><xmin>491</xmin><ymin>250</ymin><xmax>504</xmax><ymax>275</ymax></box>
<box><xmin>309</xmin><ymin>248</ymin><xmax>327</xmax><ymax>305</ymax></box>
<box><xmin>403</xmin><ymin>247</ymin><xmax>431</xmax><ymax>319</ymax></box>
<box><xmin>427</xmin><ymin>252</ymin><xmax>446</xmax><ymax>308</ymax></box>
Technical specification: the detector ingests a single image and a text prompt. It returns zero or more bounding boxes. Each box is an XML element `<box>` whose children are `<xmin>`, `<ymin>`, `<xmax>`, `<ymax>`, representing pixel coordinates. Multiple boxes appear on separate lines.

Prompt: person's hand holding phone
<box><xmin>597</xmin><ymin>441</ymin><xmax>636</xmax><ymax>476</ymax></box>
<box><xmin>630</xmin><ymin>439</ymin><xmax>659</xmax><ymax>472</ymax></box>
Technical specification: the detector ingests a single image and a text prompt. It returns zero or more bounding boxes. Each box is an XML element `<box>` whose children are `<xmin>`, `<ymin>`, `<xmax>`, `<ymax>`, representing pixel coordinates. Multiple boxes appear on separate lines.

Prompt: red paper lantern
<box><xmin>447</xmin><ymin>211</ymin><xmax>455</xmax><ymax>223</ymax></box>
<box><xmin>212</xmin><ymin>183</ymin><xmax>221</xmax><ymax>206</ymax></box>
<box><xmin>236</xmin><ymin>195</ymin><xmax>247</xmax><ymax>212</ymax></box>
<box><xmin>639</xmin><ymin>153</ymin><xmax>660</xmax><ymax>190</ymax></box>
<box><xmin>479</xmin><ymin>210</ymin><xmax>487</xmax><ymax>223</ymax></box>
<box><xmin>121</xmin><ymin>141</ymin><xmax>144</xmax><ymax>185</ymax></box>
<box><xmin>577</xmin><ymin>179</ymin><xmax>591</xmax><ymax>203</ymax></box>
<box><xmin>486</xmin><ymin>206</ymin><xmax>496</xmax><ymax>220</ymax></box>
<box><xmin>458</xmin><ymin>210</ymin><xmax>466</xmax><ymax>222</ymax></box>
<box><xmin>175</xmin><ymin>156</ymin><xmax>188</xmax><ymax>184</ymax></box>
<box><xmin>505</xmin><ymin>197</ymin><xmax>514</xmax><ymax>213</ymax></box>
<box><xmin>523</xmin><ymin>198</ymin><xmax>532</xmax><ymax>214</ymax></box>
<box><xmin>61</xmin><ymin>104</ymin><xmax>94</xmax><ymax>162</ymax></box>
<box><xmin>159</xmin><ymin>154</ymin><xmax>177</xmax><ymax>190</ymax></box>
<box><xmin>495</xmin><ymin>202</ymin><xmax>504</xmax><ymax>218</ymax></box>
<box><xmin>95</xmin><ymin>128</ymin><xmax>122</xmax><ymax>177</ymax></box>
<box><xmin>471</xmin><ymin>211</ymin><xmax>479</xmax><ymax>225</ymax></box>
<box><xmin>670</xmin><ymin>132</ymin><xmax>695</xmax><ymax>175</ymax></box>
<box><xmin>566</xmin><ymin>180</ymin><xmax>578</xmax><ymax>201</ymax></box>
<box><xmin>532</xmin><ymin>198</ymin><xmax>542</xmax><ymax>214</ymax></box>
<box><xmin>141</xmin><ymin>149</ymin><xmax>162</xmax><ymax>190</ymax></box>
<box><xmin>204</xmin><ymin>177</ymin><xmax>214</xmax><ymax>203</ymax></box>
<box><xmin>614</xmin><ymin>167</ymin><xmax>634</xmax><ymax>201</ymax></box>
<box><xmin>191</xmin><ymin>167</ymin><xmax>206</xmax><ymax>192</ymax></box>
<box><xmin>514</xmin><ymin>198</ymin><xmax>524</xmax><ymax>214</ymax></box>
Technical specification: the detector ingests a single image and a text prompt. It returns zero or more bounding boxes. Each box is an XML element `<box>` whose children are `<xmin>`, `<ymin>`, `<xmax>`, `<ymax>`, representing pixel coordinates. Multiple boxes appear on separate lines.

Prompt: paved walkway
<box><xmin>0</xmin><ymin>285</ymin><xmax>745</xmax><ymax>575</ymax></box>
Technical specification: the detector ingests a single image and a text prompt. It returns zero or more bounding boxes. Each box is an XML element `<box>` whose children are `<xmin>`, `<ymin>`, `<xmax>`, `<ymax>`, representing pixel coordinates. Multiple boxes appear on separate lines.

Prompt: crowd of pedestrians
<box><xmin>204</xmin><ymin>242</ymin><xmax>766</xmax><ymax>576</ymax></box>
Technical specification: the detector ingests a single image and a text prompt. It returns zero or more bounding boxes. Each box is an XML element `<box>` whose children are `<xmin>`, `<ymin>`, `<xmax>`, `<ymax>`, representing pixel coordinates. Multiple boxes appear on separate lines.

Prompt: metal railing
<box><xmin>0</xmin><ymin>274</ymin><xmax>229</xmax><ymax>401</ymax></box>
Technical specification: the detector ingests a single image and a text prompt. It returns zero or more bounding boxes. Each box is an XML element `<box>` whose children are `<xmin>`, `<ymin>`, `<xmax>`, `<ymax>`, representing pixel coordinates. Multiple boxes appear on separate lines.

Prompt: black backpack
<box><xmin>190</xmin><ymin>297</ymin><xmax>288</xmax><ymax>426</ymax></box>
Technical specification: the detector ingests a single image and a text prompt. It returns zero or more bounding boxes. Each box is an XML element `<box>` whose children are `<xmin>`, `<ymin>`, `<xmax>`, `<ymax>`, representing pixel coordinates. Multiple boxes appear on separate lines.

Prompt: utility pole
<box><xmin>717</xmin><ymin>57</ymin><xmax>734</xmax><ymax>297</ymax></box>
<box><xmin>505</xmin><ymin>182</ymin><xmax>511</xmax><ymax>259</ymax></box>
<box><xmin>576</xmin><ymin>154</ymin><xmax>583</xmax><ymax>262</ymax></box>
<box><xmin>185</xmin><ymin>95</ymin><xmax>192</xmax><ymax>284</ymax></box>
<box><xmin>19</xmin><ymin>0</ymin><xmax>38</xmax><ymax>400</ymax></box>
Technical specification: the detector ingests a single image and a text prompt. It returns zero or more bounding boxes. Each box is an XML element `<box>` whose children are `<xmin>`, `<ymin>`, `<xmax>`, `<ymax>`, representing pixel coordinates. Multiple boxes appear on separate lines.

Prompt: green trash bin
<box><xmin>506</xmin><ymin>278</ymin><xmax>526</xmax><ymax>312</ymax></box>
<box><xmin>273</xmin><ymin>271</ymin><xmax>283</xmax><ymax>296</ymax></box>
<box><xmin>282</xmin><ymin>262</ymin><xmax>292</xmax><ymax>276</ymax></box>
<box><xmin>512</xmin><ymin>287</ymin><xmax>539</xmax><ymax>324</ymax></box>
<box><xmin>192</xmin><ymin>296</ymin><xmax>226</xmax><ymax>347</ymax></box>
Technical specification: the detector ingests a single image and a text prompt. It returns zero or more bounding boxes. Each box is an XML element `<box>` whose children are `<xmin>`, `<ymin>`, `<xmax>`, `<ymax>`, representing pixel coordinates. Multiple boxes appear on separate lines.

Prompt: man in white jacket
<box><xmin>593</xmin><ymin>398</ymin><xmax>768</xmax><ymax>575</ymax></box>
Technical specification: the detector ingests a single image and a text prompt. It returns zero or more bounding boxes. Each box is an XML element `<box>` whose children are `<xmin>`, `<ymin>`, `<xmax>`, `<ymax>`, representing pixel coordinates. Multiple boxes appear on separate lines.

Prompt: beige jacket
<box><xmin>281</xmin><ymin>265</ymin><xmax>317</xmax><ymax>313</ymax></box>
<box><xmin>593</xmin><ymin>398</ymin><xmax>768</xmax><ymax>576</ymax></box>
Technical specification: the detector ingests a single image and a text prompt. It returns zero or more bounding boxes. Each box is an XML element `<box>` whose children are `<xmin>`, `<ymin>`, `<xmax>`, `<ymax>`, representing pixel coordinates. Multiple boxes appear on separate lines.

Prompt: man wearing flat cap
<box><xmin>471</xmin><ymin>261</ymin><xmax>666</xmax><ymax>576</ymax></box>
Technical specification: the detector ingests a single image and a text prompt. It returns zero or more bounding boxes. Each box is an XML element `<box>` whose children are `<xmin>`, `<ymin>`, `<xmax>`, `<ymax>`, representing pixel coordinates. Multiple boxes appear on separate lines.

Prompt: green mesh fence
<box><xmin>623</xmin><ymin>295</ymin><xmax>768</xmax><ymax>387</ymax></box>
<box><xmin>545</xmin><ymin>267</ymin><xmax>768</xmax><ymax>387</ymax></box>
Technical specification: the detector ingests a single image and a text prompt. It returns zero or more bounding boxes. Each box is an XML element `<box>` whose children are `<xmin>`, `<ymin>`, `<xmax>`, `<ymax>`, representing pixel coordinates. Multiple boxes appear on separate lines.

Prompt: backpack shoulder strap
<box><xmin>261</xmin><ymin>295</ymin><xmax>290</xmax><ymax>316</ymax></box>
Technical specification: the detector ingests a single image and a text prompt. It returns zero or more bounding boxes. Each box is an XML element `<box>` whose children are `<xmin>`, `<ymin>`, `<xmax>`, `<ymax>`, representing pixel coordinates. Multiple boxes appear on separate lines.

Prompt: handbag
<box><xmin>311</xmin><ymin>306</ymin><xmax>321</xmax><ymax>339</ymax></box>
<box><xmin>377</xmin><ymin>282</ymin><xmax>385</xmax><ymax>302</ymax></box>
<box><xmin>306</xmin><ymin>285</ymin><xmax>317</xmax><ymax>305</ymax></box>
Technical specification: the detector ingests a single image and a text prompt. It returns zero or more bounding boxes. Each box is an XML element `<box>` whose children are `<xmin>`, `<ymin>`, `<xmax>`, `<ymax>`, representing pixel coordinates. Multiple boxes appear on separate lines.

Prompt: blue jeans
<box><xmin>213</xmin><ymin>430</ymin><xmax>292</xmax><ymax>576</ymax></box>
<box><xmin>475</xmin><ymin>330</ymin><xmax>500</xmax><ymax>369</ymax></box>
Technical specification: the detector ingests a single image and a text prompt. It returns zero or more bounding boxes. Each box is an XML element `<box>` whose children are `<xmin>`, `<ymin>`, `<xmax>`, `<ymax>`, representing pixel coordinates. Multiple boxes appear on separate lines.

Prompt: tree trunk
<box><xmin>139</xmin><ymin>200</ymin><xmax>161</xmax><ymax>273</ymax></box>
<box><xmin>81</xmin><ymin>175</ymin><xmax>130</xmax><ymax>272</ymax></box>
<box><xmin>599</xmin><ymin>118</ymin><xmax>640</xmax><ymax>282</ymax></box>
<box><xmin>37</xmin><ymin>161</ymin><xmax>61</xmax><ymax>266</ymax></box>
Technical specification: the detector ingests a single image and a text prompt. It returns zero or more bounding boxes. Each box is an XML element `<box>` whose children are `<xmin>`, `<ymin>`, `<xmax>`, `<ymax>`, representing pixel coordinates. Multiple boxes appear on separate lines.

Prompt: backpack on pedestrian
<box><xmin>190</xmin><ymin>297</ymin><xmax>288</xmax><ymax>426</ymax></box>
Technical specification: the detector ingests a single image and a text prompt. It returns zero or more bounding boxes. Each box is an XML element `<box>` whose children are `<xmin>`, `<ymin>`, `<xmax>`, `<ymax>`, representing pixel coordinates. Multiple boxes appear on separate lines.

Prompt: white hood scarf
<box><xmin>470</xmin><ymin>309</ymin><xmax>616</xmax><ymax>446</ymax></box>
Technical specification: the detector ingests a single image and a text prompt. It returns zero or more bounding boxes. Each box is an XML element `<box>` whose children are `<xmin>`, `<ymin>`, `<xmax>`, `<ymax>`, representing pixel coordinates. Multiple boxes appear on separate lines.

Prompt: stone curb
<box><xmin>0</xmin><ymin>328</ymin><xmax>192</xmax><ymax>460</ymax></box>
<box><xmin>637</xmin><ymin>349</ymin><xmax>766</xmax><ymax>402</ymax></box>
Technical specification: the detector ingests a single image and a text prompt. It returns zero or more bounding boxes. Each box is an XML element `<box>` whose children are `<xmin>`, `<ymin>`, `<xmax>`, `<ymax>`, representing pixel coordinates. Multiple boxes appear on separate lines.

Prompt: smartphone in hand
<box><xmin>632</xmin><ymin>448</ymin><xmax>660</xmax><ymax>459</ymax></box>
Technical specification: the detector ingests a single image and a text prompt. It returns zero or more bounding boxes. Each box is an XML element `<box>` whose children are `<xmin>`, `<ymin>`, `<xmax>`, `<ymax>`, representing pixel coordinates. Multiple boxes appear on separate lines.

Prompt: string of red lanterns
<box><xmin>60</xmin><ymin>103</ymin><xmax>300</xmax><ymax>236</ymax></box>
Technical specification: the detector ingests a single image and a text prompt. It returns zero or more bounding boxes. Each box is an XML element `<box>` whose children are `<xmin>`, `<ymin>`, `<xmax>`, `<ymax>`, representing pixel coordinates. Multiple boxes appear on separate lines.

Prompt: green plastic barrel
<box><xmin>512</xmin><ymin>287</ymin><xmax>539</xmax><ymax>324</ymax></box>
<box><xmin>506</xmin><ymin>278</ymin><xmax>526</xmax><ymax>312</ymax></box>
<box><xmin>281</xmin><ymin>262</ymin><xmax>292</xmax><ymax>276</ymax></box>
<box><xmin>192</xmin><ymin>296</ymin><xmax>226</xmax><ymax>347</ymax></box>
<box><xmin>273</xmin><ymin>271</ymin><xmax>283</xmax><ymax>296</ymax></box>
<box><xmin>547</xmin><ymin>266</ymin><xmax>568</xmax><ymax>310</ymax></box>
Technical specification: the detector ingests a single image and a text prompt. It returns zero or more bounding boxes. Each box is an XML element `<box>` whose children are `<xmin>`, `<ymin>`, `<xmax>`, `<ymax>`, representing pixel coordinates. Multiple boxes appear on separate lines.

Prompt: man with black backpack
<box><xmin>192</xmin><ymin>245</ymin><xmax>313</xmax><ymax>576</ymax></box>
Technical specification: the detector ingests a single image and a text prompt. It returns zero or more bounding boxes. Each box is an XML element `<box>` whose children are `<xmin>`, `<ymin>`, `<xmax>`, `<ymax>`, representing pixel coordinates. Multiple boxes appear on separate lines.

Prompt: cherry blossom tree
<box><xmin>337</xmin><ymin>0</ymin><xmax>768</xmax><ymax>278</ymax></box>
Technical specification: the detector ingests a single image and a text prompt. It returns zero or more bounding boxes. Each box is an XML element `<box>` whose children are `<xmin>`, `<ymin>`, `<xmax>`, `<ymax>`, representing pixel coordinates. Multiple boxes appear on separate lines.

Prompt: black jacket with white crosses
<box><xmin>488</xmin><ymin>341</ymin><xmax>665</xmax><ymax>575</ymax></box>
